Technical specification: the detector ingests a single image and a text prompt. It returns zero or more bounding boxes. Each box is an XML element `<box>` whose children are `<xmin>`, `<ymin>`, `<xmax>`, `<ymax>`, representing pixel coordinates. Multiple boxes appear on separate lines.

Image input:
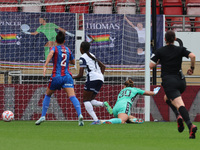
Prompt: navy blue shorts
<box><xmin>48</xmin><ymin>74</ymin><xmax>74</xmax><ymax>90</ymax></box>
<box><xmin>84</xmin><ymin>80</ymin><xmax>103</xmax><ymax>94</ymax></box>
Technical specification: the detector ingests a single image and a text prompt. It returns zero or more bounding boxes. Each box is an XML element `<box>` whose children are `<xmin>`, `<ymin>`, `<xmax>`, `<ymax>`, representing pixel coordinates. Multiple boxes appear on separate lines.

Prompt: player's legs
<box><xmin>44</xmin><ymin>47</ymin><xmax>49</xmax><ymax>60</ymax></box>
<box><xmin>162</xmin><ymin>76</ymin><xmax>186</xmax><ymax>132</ymax></box>
<box><xmin>83</xmin><ymin>80</ymin><xmax>104</xmax><ymax>124</ymax></box>
<box><xmin>62</xmin><ymin>75</ymin><xmax>83</xmax><ymax>126</ymax></box>
<box><xmin>104</xmin><ymin>113</ymin><xmax>128</xmax><ymax>124</ymax></box>
<box><xmin>83</xmin><ymin>90</ymin><xmax>100</xmax><ymax>124</ymax></box>
<box><xmin>171</xmin><ymin>96</ymin><xmax>185</xmax><ymax>108</ymax></box>
<box><xmin>164</xmin><ymin>95</ymin><xmax>180</xmax><ymax>118</ymax></box>
<box><xmin>172</xmin><ymin>96</ymin><xmax>197</xmax><ymax>138</ymax></box>
<box><xmin>85</xmin><ymin>80</ymin><xmax>113</xmax><ymax>115</ymax></box>
<box><xmin>104</xmin><ymin>102</ymin><xmax>130</xmax><ymax>124</ymax></box>
<box><xmin>90</xmin><ymin>93</ymin><xmax>112</xmax><ymax>115</ymax></box>
<box><xmin>118</xmin><ymin>113</ymin><xmax>129</xmax><ymax>124</ymax></box>
<box><xmin>63</xmin><ymin>75</ymin><xmax>82</xmax><ymax>117</ymax></box>
<box><xmin>35</xmin><ymin>88</ymin><xmax>55</xmax><ymax>125</ymax></box>
<box><xmin>42</xmin><ymin>88</ymin><xmax>55</xmax><ymax>116</ymax></box>
<box><xmin>45</xmin><ymin>41</ymin><xmax>56</xmax><ymax>47</ymax></box>
<box><xmin>39</xmin><ymin>76</ymin><xmax>61</xmax><ymax>120</ymax></box>
<box><xmin>126</xmin><ymin>115</ymin><xmax>144</xmax><ymax>124</ymax></box>
<box><xmin>64</xmin><ymin>88</ymin><xmax>82</xmax><ymax>117</ymax></box>
<box><xmin>43</xmin><ymin>41</ymin><xmax>56</xmax><ymax>61</ymax></box>
<box><xmin>162</xmin><ymin>76</ymin><xmax>181</xmax><ymax>118</ymax></box>
<box><xmin>64</xmin><ymin>88</ymin><xmax>84</xmax><ymax>126</ymax></box>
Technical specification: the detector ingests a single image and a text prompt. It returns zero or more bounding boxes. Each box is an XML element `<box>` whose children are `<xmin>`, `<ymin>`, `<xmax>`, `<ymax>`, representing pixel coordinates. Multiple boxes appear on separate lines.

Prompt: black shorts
<box><xmin>84</xmin><ymin>80</ymin><xmax>103</xmax><ymax>94</ymax></box>
<box><xmin>161</xmin><ymin>75</ymin><xmax>186</xmax><ymax>100</ymax></box>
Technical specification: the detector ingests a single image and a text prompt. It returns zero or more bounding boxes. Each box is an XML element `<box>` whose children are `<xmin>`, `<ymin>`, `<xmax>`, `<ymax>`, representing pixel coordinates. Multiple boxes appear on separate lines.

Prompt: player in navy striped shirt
<box><xmin>35</xmin><ymin>31</ymin><xmax>84</xmax><ymax>126</ymax></box>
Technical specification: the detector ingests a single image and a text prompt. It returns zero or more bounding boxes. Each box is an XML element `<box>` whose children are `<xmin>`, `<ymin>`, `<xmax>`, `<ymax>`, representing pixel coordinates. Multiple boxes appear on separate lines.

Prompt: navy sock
<box><xmin>69</xmin><ymin>96</ymin><xmax>81</xmax><ymax>117</ymax></box>
<box><xmin>41</xmin><ymin>95</ymin><xmax>51</xmax><ymax>117</ymax></box>
<box><xmin>178</xmin><ymin>106</ymin><xmax>192</xmax><ymax>129</ymax></box>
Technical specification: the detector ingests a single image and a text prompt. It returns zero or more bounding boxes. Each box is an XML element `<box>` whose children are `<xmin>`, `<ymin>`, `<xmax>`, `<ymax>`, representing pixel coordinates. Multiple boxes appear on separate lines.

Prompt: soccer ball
<box><xmin>2</xmin><ymin>110</ymin><xmax>14</xmax><ymax>122</ymax></box>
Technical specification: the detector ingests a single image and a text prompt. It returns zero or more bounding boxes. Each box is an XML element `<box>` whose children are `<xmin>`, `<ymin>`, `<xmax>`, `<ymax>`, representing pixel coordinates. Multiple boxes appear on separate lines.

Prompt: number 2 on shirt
<box><xmin>61</xmin><ymin>53</ymin><xmax>67</xmax><ymax>66</ymax></box>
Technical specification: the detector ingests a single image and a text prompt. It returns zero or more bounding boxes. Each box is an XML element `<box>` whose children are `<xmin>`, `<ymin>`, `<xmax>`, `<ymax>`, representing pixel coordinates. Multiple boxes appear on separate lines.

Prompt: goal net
<box><xmin>0</xmin><ymin>0</ymin><xmax>164</xmax><ymax>121</ymax></box>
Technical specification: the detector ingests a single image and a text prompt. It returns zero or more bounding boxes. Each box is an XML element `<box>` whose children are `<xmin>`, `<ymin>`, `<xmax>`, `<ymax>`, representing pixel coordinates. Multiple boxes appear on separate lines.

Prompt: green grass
<box><xmin>0</xmin><ymin>121</ymin><xmax>199</xmax><ymax>150</ymax></box>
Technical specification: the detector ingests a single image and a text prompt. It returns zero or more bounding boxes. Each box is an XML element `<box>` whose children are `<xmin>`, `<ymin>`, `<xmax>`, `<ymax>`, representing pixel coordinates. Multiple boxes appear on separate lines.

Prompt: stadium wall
<box><xmin>0</xmin><ymin>84</ymin><xmax>200</xmax><ymax>122</ymax></box>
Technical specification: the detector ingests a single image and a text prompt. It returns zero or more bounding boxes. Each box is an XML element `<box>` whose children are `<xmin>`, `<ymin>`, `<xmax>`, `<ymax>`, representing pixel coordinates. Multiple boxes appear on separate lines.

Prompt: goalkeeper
<box><xmin>103</xmin><ymin>79</ymin><xmax>160</xmax><ymax>124</ymax></box>
<box><xmin>23</xmin><ymin>17</ymin><xmax>74</xmax><ymax>62</ymax></box>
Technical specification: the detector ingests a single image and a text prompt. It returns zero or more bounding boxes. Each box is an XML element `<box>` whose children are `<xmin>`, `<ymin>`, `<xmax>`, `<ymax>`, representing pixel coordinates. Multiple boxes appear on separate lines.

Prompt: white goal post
<box><xmin>144</xmin><ymin>0</ymin><xmax>151</xmax><ymax>122</ymax></box>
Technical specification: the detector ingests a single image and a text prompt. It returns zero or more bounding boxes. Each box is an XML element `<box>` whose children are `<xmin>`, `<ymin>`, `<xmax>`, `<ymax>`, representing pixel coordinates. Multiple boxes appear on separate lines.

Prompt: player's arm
<box><xmin>187</xmin><ymin>52</ymin><xmax>196</xmax><ymax>75</ymax></box>
<box><xmin>24</xmin><ymin>31</ymin><xmax>39</xmax><ymax>35</ymax></box>
<box><xmin>30</xmin><ymin>31</ymin><xmax>39</xmax><ymax>35</ymax></box>
<box><xmin>57</xmin><ymin>27</ymin><xmax>75</xmax><ymax>37</ymax></box>
<box><xmin>143</xmin><ymin>91</ymin><xmax>156</xmax><ymax>96</ymax></box>
<box><xmin>143</xmin><ymin>87</ymin><xmax>161</xmax><ymax>96</ymax></box>
<box><xmin>43</xmin><ymin>50</ymin><xmax>54</xmax><ymax>77</ymax></box>
<box><xmin>149</xmin><ymin>52</ymin><xmax>160</xmax><ymax>69</ymax></box>
<box><xmin>69</xmin><ymin>50</ymin><xmax>75</xmax><ymax>65</ymax></box>
<box><xmin>97</xmin><ymin>60</ymin><xmax>106</xmax><ymax>74</ymax></box>
<box><xmin>149</xmin><ymin>59</ymin><xmax>160</xmax><ymax>69</ymax></box>
<box><xmin>73</xmin><ymin>57</ymin><xmax>86</xmax><ymax>79</ymax></box>
<box><xmin>23</xmin><ymin>31</ymin><xmax>39</xmax><ymax>35</ymax></box>
<box><xmin>124</xmin><ymin>16</ymin><xmax>135</xmax><ymax>28</ymax></box>
<box><xmin>57</xmin><ymin>27</ymin><xmax>66</xmax><ymax>32</ymax></box>
<box><xmin>72</xmin><ymin>67</ymin><xmax>84</xmax><ymax>79</ymax></box>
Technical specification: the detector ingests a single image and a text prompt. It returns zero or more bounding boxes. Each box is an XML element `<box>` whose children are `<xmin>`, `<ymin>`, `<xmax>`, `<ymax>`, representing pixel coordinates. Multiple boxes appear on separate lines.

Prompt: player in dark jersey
<box><xmin>35</xmin><ymin>31</ymin><xmax>84</xmax><ymax>126</ymax></box>
<box><xmin>150</xmin><ymin>30</ymin><xmax>196</xmax><ymax>139</ymax></box>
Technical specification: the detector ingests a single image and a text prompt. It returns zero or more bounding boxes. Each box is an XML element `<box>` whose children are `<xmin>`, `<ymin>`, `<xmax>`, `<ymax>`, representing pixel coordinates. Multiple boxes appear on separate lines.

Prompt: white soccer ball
<box><xmin>2</xmin><ymin>110</ymin><xmax>14</xmax><ymax>122</ymax></box>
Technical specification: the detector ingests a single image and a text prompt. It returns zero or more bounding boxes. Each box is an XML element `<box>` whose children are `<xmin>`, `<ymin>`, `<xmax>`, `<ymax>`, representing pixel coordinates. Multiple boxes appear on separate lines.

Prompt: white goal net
<box><xmin>0</xmin><ymin>0</ymin><xmax>164</xmax><ymax>121</ymax></box>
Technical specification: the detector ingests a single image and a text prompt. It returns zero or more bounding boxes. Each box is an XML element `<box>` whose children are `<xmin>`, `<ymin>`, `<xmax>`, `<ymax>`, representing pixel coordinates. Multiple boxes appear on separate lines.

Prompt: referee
<box><xmin>149</xmin><ymin>30</ymin><xmax>197</xmax><ymax>139</ymax></box>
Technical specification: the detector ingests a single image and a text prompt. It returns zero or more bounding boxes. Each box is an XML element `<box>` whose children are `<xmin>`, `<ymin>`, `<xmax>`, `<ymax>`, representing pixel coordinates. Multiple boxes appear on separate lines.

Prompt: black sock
<box><xmin>166</xmin><ymin>100</ymin><xmax>179</xmax><ymax>118</ymax></box>
<box><xmin>178</xmin><ymin>106</ymin><xmax>192</xmax><ymax>130</ymax></box>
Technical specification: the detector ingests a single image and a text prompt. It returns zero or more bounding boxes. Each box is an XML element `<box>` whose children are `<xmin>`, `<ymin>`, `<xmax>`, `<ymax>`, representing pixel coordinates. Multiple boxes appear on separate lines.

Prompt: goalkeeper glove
<box><xmin>65</xmin><ymin>31</ymin><xmax>75</xmax><ymax>37</ymax></box>
<box><xmin>23</xmin><ymin>31</ymin><xmax>31</xmax><ymax>35</ymax></box>
<box><xmin>153</xmin><ymin>87</ymin><xmax>160</xmax><ymax>95</ymax></box>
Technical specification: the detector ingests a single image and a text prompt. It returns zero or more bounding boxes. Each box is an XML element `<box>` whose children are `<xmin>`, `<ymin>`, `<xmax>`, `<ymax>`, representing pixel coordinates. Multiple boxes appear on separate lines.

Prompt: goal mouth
<box><xmin>0</xmin><ymin>1</ymin><xmax>164</xmax><ymax>121</ymax></box>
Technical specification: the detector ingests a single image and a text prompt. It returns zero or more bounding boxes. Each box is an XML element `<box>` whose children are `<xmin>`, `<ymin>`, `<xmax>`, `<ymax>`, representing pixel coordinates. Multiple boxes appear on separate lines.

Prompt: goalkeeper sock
<box><xmin>166</xmin><ymin>99</ymin><xmax>179</xmax><ymax>117</ymax></box>
<box><xmin>41</xmin><ymin>95</ymin><xmax>51</xmax><ymax>117</ymax></box>
<box><xmin>91</xmin><ymin>100</ymin><xmax>104</xmax><ymax>107</ymax></box>
<box><xmin>84</xmin><ymin>101</ymin><xmax>98</xmax><ymax>121</ymax></box>
<box><xmin>106</xmin><ymin>118</ymin><xmax>122</xmax><ymax>124</ymax></box>
<box><xmin>178</xmin><ymin>106</ymin><xmax>192</xmax><ymax>129</ymax></box>
<box><xmin>44</xmin><ymin>47</ymin><xmax>50</xmax><ymax>60</ymax></box>
<box><xmin>69</xmin><ymin>96</ymin><xmax>81</xmax><ymax>117</ymax></box>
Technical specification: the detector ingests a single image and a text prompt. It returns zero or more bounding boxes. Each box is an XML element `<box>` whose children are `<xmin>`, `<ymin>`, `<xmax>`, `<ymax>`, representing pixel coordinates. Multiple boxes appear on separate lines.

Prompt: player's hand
<box><xmin>153</xmin><ymin>87</ymin><xmax>161</xmax><ymax>95</ymax></box>
<box><xmin>23</xmin><ymin>31</ymin><xmax>31</xmax><ymax>34</ymax></box>
<box><xmin>65</xmin><ymin>31</ymin><xmax>75</xmax><ymax>37</ymax></box>
<box><xmin>43</xmin><ymin>66</ymin><xmax>47</xmax><ymax>77</ymax></box>
<box><xmin>187</xmin><ymin>68</ymin><xmax>193</xmax><ymax>75</ymax></box>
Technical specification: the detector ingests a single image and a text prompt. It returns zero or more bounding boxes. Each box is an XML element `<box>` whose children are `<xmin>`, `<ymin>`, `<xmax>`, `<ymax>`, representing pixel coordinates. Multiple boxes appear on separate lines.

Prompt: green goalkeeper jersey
<box><xmin>116</xmin><ymin>87</ymin><xmax>145</xmax><ymax>106</ymax></box>
<box><xmin>36</xmin><ymin>23</ymin><xmax>59</xmax><ymax>41</ymax></box>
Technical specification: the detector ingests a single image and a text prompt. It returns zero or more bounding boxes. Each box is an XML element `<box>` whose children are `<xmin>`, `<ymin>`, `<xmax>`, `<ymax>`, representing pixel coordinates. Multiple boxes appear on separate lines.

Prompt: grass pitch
<box><xmin>0</xmin><ymin>121</ymin><xmax>199</xmax><ymax>150</ymax></box>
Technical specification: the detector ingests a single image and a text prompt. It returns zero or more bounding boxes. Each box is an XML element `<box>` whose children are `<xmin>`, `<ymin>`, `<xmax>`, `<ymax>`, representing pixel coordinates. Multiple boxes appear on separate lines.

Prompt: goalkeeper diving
<box><xmin>102</xmin><ymin>79</ymin><xmax>160</xmax><ymax>124</ymax></box>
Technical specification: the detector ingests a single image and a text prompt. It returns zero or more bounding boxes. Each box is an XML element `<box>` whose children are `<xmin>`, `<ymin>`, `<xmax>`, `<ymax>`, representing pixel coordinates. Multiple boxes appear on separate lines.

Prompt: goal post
<box><xmin>144</xmin><ymin>0</ymin><xmax>151</xmax><ymax>122</ymax></box>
